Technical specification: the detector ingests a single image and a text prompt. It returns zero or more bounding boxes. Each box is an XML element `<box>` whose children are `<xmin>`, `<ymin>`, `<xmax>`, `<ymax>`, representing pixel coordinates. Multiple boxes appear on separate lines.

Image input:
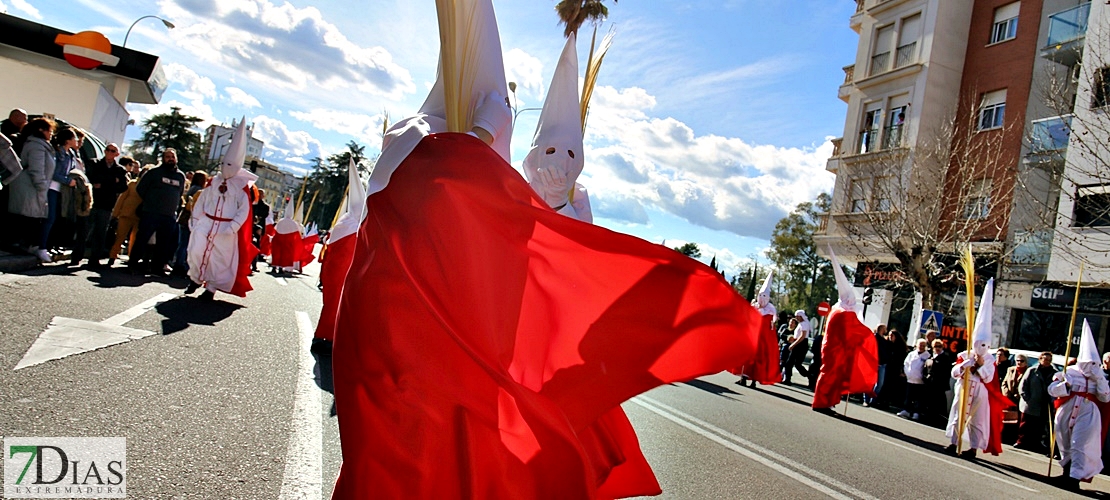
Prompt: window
<box><xmin>978</xmin><ymin>90</ymin><xmax>1006</xmax><ymax>130</ymax></box>
<box><xmin>873</xmin><ymin>176</ymin><xmax>893</xmax><ymax>212</ymax></box>
<box><xmin>964</xmin><ymin>178</ymin><xmax>992</xmax><ymax>219</ymax></box>
<box><xmin>1073</xmin><ymin>184</ymin><xmax>1110</xmax><ymax>227</ymax></box>
<box><xmin>859</xmin><ymin>107</ymin><xmax>882</xmax><ymax>154</ymax></box>
<box><xmin>883</xmin><ymin>105</ymin><xmax>907</xmax><ymax>149</ymax></box>
<box><xmin>1092</xmin><ymin>67</ymin><xmax>1110</xmax><ymax>108</ymax></box>
<box><xmin>870</xmin><ymin>25</ymin><xmax>894</xmax><ymax>76</ymax></box>
<box><xmin>896</xmin><ymin>14</ymin><xmax>922</xmax><ymax>68</ymax></box>
<box><xmin>849</xmin><ymin>179</ymin><xmax>869</xmax><ymax>213</ymax></box>
<box><xmin>990</xmin><ymin>2</ymin><xmax>1020</xmax><ymax>44</ymax></box>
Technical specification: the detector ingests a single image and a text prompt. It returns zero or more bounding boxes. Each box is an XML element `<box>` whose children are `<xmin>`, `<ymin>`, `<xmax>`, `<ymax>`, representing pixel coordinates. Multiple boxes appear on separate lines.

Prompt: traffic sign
<box><xmin>816</xmin><ymin>301</ymin><xmax>831</xmax><ymax>317</ymax></box>
<box><xmin>919</xmin><ymin>309</ymin><xmax>943</xmax><ymax>337</ymax></box>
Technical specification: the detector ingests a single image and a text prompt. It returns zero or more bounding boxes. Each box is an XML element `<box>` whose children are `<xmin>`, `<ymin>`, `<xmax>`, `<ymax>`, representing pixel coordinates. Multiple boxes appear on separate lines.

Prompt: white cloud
<box><xmin>579</xmin><ymin>85</ymin><xmax>834</xmax><ymax>239</ymax></box>
<box><xmin>250</xmin><ymin>115</ymin><xmax>326</xmax><ymax>168</ymax></box>
<box><xmin>159</xmin><ymin>0</ymin><xmax>415</xmax><ymax>101</ymax></box>
<box><xmin>288</xmin><ymin>109</ymin><xmax>386</xmax><ymax>147</ymax></box>
<box><xmin>225</xmin><ymin>87</ymin><xmax>261</xmax><ymax>109</ymax></box>
<box><xmin>504</xmin><ymin>48</ymin><xmax>545</xmax><ymax>104</ymax></box>
<box><xmin>7</xmin><ymin>0</ymin><xmax>42</xmax><ymax>19</ymax></box>
<box><xmin>164</xmin><ymin>62</ymin><xmax>217</xmax><ymax>102</ymax></box>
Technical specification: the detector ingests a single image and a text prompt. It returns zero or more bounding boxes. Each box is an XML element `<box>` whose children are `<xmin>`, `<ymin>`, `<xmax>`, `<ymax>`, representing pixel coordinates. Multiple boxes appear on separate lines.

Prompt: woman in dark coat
<box><xmin>7</xmin><ymin>118</ymin><xmax>55</xmax><ymax>262</ymax></box>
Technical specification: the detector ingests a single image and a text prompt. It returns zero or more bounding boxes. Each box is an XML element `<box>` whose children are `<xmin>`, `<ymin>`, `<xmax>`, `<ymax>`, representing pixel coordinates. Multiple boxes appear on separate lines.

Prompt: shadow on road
<box><xmin>976</xmin><ymin>461</ymin><xmax>1110</xmax><ymax>497</ymax></box>
<box><xmin>154</xmin><ymin>296</ymin><xmax>243</xmax><ymax>334</ymax></box>
<box><xmin>679</xmin><ymin>379</ymin><xmax>741</xmax><ymax>398</ymax></box>
<box><xmin>311</xmin><ymin>346</ymin><xmax>337</xmax><ymax>417</ymax></box>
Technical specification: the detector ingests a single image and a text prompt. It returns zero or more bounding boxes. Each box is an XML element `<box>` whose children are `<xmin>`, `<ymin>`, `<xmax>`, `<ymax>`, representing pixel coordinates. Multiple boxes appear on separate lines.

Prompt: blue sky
<box><xmin>1</xmin><ymin>0</ymin><xmax>857</xmax><ymax>277</ymax></box>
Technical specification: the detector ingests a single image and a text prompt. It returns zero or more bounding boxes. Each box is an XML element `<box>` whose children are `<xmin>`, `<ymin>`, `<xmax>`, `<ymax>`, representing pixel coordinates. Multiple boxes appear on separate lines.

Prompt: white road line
<box><xmin>633</xmin><ymin>396</ymin><xmax>878</xmax><ymax>500</ymax></box>
<box><xmin>275</xmin><ymin>276</ymin><xmax>288</xmax><ymax>286</ymax></box>
<box><xmin>869</xmin><ymin>436</ymin><xmax>1038</xmax><ymax>492</ymax></box>
<box><xmin>279</xmin><ymin>311</ymin><xmax>323</xmax><ymax>500</ymax></box>
<box><xmin>101</xmin><ymin>293</ymin><xmax>178</xmax><ymax>327</ymax></box>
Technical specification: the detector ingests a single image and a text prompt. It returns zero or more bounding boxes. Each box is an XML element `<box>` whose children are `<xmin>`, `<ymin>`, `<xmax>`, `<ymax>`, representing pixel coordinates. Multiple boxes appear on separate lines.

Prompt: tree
<box><xmin>768</xmin><ymin>193</ymin><xmax>838</xmax><ymax>314</ymax></box>
<box><xmin>301</xmin><ymin>141</ymin><xmax>368</xmax><ymax>229</ymax></box>
<box><xmin>128</xmin><ymin>107</ymin><xmax>205</xmax><ymax>171</ymax></box>
<box><xmin>830</xmin><ymin>96</ymin><xmax>1021</xmax><ymax>309</ymax></box>
<box><xmin>555</xmin><ymin>0</ymin><xmax>616</xmax><ymax>36</ymax></box>
<box><xmin>672</xmin><ymin>242</ymin><xmax>701</xmax><ymax>259</ymax></box>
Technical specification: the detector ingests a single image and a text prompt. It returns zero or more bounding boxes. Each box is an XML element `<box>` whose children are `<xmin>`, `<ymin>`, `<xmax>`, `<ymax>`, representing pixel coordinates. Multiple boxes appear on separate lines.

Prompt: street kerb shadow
<box><xmin>154</xmin><ymin>296</ymin><xmax>243</xmax><ymax>335</ymax></box>
<box><xmin>975</xmin><ymin>460</ymin><xmax>1110</xmax><ymax>496</ymax></box>
<box><xmin>678</xmin><ymin>379</ymin><xmax>741</xmax><ymax>398</ymax></box>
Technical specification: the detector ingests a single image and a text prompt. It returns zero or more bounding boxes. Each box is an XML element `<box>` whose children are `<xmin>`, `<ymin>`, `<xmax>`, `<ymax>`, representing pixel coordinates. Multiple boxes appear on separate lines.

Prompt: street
<box><xmin>1</xmin><ymin>262</ymin><xmax>1107</xmax><ymax>499</ymax></box>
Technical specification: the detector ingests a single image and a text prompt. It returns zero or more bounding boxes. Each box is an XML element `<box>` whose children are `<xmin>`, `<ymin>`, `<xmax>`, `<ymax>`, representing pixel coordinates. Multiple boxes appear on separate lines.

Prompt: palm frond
<box><xmin>581</xmin><ymin>25</ymin><xmax>614</xmax><ymax>131</ymax></box>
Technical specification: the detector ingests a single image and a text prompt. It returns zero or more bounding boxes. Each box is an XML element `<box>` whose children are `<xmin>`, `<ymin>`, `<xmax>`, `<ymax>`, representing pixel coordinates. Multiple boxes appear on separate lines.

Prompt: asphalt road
<box><xmin>2</xmin><ymin>261</ymin><xmax>1108</xmax><ymax>499</ymax></box>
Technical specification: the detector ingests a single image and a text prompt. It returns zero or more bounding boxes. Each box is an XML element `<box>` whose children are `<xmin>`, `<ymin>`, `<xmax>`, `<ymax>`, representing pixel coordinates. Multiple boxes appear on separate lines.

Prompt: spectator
<box><xmin>0</xmin><ymin>108</ymin><xmax>27</xmax><ymax>249</ymax></box>
<box><xmin>43</xmin><ymin>128</ymin><xmax>79</xmax><ymax>258</ymax></box>
<box><xmin>864</xmin><ymin>325</ymin><xmax>890</xmax><ymax>407</ymax></box>
<box><xmin>898</xmin><ymin>338</ymin><xmax>932</xmax><ymax>420</ymax></box>
<box><xmin>108</xmin><ymin>161</ymin><xmax>144</xmax><ymax>266</ymax></box>
<box><xmin>1001</xmin><ymin>353</ymin><xmax>1027</xmax><ymax>406</ymax></box>
<box><xmin>884</xmin><ymin>329</ymin><xmax>909</xmax><ymax>408</ymax></box>
<box><xmin>923</xmin><ymin>336</ymin><xmax>955</xmax><ymax>425</ymax></box>
<box><xmin>85</xmin><ymin>143</ymin><xmax>129</xmax><ymax>267</ymax></box>
<box><xmin>1</xmin><ymin>108</ymin><xmax>27</xmax><ymax>152</ymax></box>
<box><xmin>251</xmin><ymin>188</ymin><xmax>269</xmax><ymax>273</ymax></box>
<box><xmin>129</xmin><ymin>149</ymin><xmax>185</xmax><ymax>276</ymax></box>
<box><xmin>59</xmin><ymin>164</ymin><xmax>92</xmax><ymax>266</ymax></box>
<box><xmin>1016</xmin><ymin>351</ymin><xmax>1055</xmax><ymax>452</ymax></box>
<box><xmin>808</xmin><ymin>323</ymin><xmax>823</xmax><ymax>389</ymax></box>
<box><xmin>0</xmin><ymin>132</ymin><xmax>21</xmax><ymax>188</ymax></box>
<box><xmin>783</xmin><ymin>310</ymin><xmax>811</xmax><ymax>385</ymax></box>
<box><xmin>779</xmin><ymin>316</ymin><xmax>797</xmax><ymax>380</ymax></box>
<box><xmin>995</xmin><ymin>348</ymin><xmax>1012</xmax><ymax>388</ymax></box>
<box><xmin>172</xmin><ymin>170</ymin><xmax>207</xmax><ymax>276</ymax></box>
<box><xmin>7</xmin><ymin>117</ymin><xmax>55</xmax><ymax>262</ymax></box>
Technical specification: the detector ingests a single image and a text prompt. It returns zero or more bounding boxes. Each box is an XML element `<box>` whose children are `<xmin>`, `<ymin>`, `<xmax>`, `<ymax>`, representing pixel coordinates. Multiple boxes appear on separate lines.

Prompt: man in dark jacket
<box><xmin>129</xmin><ymin>148</ymin><xmax>186</xmax><ymax>276</ymax></box>
<box><xmin>85</xmin><ymin>143</ymin><xmax>129</xmax><ymax>267</ymax></box>
<box><xmin>923</xmin><ymin>335</ymin><xmax>955</xmax><ymax>426</ymax></box>
<box><xmin>1016</xmin><ymin>352</ymin><xmax>1056</xmax><ymax>452</ymax></box>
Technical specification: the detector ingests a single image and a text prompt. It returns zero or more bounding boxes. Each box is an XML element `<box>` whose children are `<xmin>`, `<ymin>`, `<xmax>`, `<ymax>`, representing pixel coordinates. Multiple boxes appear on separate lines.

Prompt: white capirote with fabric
<box><xmin>187</xmin><ymin>119</ymin><xmax>257</xmax><ymax>293</ymax></box>
<box><xmin>945</xmin><ymin>278</ymin><xmax>997</xmax><ymax>451</ymax></box>
<box><xmin>1048</xmin><ymin>319</ymin><xmax>1110</xmax><ymax>481</ymax></box>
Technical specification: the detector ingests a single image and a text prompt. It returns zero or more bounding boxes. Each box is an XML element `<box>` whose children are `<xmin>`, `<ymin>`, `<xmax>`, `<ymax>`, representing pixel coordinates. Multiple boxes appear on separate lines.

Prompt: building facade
<box><xmin>204</xmin><ymin>120</ymin><xmax>264</xmax><ymax>165</ymax></box>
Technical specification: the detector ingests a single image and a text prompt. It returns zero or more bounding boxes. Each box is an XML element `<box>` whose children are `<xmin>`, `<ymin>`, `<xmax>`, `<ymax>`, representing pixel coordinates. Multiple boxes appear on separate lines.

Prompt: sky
<box><xmin>0</xmin><ymin>0</ymin><xmax>858</xmax><ymax>278</ymax></box>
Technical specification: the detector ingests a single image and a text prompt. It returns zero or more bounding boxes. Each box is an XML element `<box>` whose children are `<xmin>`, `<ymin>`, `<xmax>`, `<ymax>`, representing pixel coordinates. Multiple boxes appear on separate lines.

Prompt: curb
<box><xmin>0</xmin><ymin>252</ymin><xmax>40</xmax><ymax>273</ymax></box>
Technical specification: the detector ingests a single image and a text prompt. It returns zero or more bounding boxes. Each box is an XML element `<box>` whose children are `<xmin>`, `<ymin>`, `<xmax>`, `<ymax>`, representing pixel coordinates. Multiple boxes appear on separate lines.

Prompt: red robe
<box><xmin>331</xmin><ymin>134</ymin><xmax>762</xmax><ymax>499</ymax></box>
<box><xmin>314</xmin><ymin>234</ymin><xmax>356</xmax><ymax>342</ymax></box>
<box><xmin>983</xmin><ymin>376</ymin><xmax>1012</xmax><ymax>455</ymax></box>
<box><xmin>300</xmin><ymin>233</ymin><xmax>319</xmax><ymax>266</ymax></box>
<box><xmin>812</xmin><ymin>306</ymin><xmax>879</xmax><ymax>409</ymax></box>
<box><xmin>228</xmin><ymin>186</ymin><xmax>259</xmax><ymax>297</ymax></box>
<box><xmin>729</xmin><ymin>314</ymin><xmax>779</xmax><ymax>384</ymax></box>
<box><xmin>260</xmin><ymin>223</ymin><xmax>275</xmax><ymax>256</ymax></box>
<box><xmin>270</xmin><ymin>231</ymin><xmax>302</xmax><ymax>268</ymax></box>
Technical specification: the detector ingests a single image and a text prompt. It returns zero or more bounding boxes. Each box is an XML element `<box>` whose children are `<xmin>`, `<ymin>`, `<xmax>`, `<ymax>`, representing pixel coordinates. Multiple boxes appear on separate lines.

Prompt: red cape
<box><xmin>314</xmin><ymin>234</ymin><xmax>356</xmax><ymax>342</ymax></box>
<box><xmin>259</xmin><ymin>223</ymin><xmax>275</xmax><ymax>256</ymax></box>
<box><xmin>270</xmin><ymin>231</ymin><xmax>302</xmax><ymax>268</ymax></box>
<box><xmin>812</xmin><ymin>306</ymin><xmax>878</xmax><ymax>409</ymax></box>
<box><xmin>983</xmin><ymin>373</ymin><xmax>1011</xmax><ymax>456</ymax></box>
<box><xmin>301</xmin><ymin>233</ymin><xmax>318</xmax><ymax>266</ymax></box>
<box><xmin>331</xmin><ymin>134</ymin><xmax>761</xmax><ymax>499</ymax></box>
<box><xmin>227</xmin><ymin>186</ymin><xmax>259</xmax><ymax>297</ymax></box>
<box><xmin>729</xmin><ymin>314</ymin><xmax>779</xmax><ymax>384</ymax></box>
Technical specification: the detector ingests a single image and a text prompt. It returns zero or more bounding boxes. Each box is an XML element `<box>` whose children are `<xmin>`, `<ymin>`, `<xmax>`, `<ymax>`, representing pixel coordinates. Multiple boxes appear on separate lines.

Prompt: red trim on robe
<box><xmin>983</xmin><ymin>376</ymin><xmax>1011</xmax><ymax>456</ymax></box>
<box><xmin>812</xmin><ymin>306</ymin><xmax>878</xmax><ymax>409</ymax></box>
<box><xmin>330</xmin><ymin>133</ymin><xmax>761</xmax><ymax>499</ymax></box>
<box><xmin>314</xmin><ymin>234</ymin><xmax>355</xmax><ymax>341</ymax></box>
<box><xmin>729</xmin><ymin>314</ymin><xmax>779</xmax><ymax>384</ymax></box>
<box><xmin>260</xmin><ymin>223</ymin><xmax>275</xmax><ymax>255</ymax></box>
<box><xmin>225</xmin><ymin>186</ymin><xmax>259</xmax><ymax>298</ymax></box>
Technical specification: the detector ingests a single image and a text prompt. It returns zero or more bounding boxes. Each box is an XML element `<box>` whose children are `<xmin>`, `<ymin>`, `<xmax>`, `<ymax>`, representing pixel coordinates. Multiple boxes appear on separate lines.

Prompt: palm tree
<box><xmin>555</xmin><ymin>0</ymin><xmax>615</xmax><ymax>37</ymax></box>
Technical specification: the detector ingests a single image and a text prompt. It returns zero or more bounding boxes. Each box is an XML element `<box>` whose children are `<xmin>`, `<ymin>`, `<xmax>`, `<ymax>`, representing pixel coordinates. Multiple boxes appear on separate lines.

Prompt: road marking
<box><xmin>633</xmin><ymin>396</ymin><xmax>878</xmax><ymax>500</ymax></box>
<box><xmin>13</xmin><ymin>293</ymin><xmax>177</xmax><ymax>370</ymax></box>
<box><xmin>275</xmin><ymin>276</ymin><xmax>288</xmax><ymax>286</ymax></box>
<box><xmin>869</xmin><ymin>436</ymin><xmax>1037</xmax><ymax>492</ymax></box>
<box><xmin>279</xmin><ymin>311</ymin><xmax>323</xmax><ymax>500</ymax></box>
<box><xmin>101</xmin><ymin>292</ymin><xmax>177</xmax><ymax>326</ymax></box>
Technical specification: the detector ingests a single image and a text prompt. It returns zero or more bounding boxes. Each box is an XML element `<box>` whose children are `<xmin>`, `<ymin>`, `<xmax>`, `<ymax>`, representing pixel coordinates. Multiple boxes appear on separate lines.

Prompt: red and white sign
<box><xmin>55</xmin><ymin>31</ymin><xmax>120</xmax><ymax>70</ymax></box>
<box><xmin>816</xmin><ymin>301</ymin><xmax>831</xmax><ymax>317</ymax></box>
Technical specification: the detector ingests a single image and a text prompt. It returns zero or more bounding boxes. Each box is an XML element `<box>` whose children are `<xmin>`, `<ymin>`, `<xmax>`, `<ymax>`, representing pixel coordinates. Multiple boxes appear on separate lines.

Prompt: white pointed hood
<box><xmin>220</xmin><ymin>118</ymin><xmax>249</xmax><ymax>180</ymax></box>
<box><xmin>971</xmin><ymin>278</ymin><xmax>995</xmax><ymax>357</ymax></box>
<box><xmin>330</xmin><ymin>158</ymin><xmax>367</xmax><ymax>243</ymax></box>
<box><xmin>275</xmin><ymin>198</ymin><xmax>303</xmax><ymax>235</ymax></box>
<box><xmin>827</xmin><ymin>246</ymin><xmax>860</xmax><ymax>315</ymax></box>
<box><xmin>523</xmin><ymin>33</ymin><xmax>584</xmax><ymax>195</ymax></box>
<box><xmin>757</xmin><ymin>271</ymin><xmax>773</xmax><ymax>309</ymax></box>
<box><xmin>1078</xmin><ymin>319</ymin><xmax>1100</xmax><ymax>366</ymax></box>
<box><xmin>367</xmin><ymin>0</ymin><xmax>510</xmax><ymax>196</ymax></box>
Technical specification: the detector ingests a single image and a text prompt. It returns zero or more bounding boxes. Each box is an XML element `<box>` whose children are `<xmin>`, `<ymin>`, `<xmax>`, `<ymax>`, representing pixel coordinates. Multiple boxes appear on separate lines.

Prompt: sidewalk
<box><xmin>0</xmin><ymin>248</ymin><xmax>38</xmax><ymax>273</ymax></box>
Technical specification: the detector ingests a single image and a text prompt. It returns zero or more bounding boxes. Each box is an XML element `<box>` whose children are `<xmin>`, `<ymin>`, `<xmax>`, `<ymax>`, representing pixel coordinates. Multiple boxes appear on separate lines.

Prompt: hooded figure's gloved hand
<box><xmin>531</xmin><ymin>165</ymin><xmax>570</xmax><ymax>209</ymax></box>
<box><xmin>471</xmin><ymin>90</ymin><xmax>511</xmax><ymax>143</ymax></box>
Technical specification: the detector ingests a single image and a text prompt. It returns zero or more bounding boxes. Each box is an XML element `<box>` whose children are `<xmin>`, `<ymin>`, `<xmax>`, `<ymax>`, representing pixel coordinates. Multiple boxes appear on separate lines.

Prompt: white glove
<box><xmin>1053</xmin><ymin>371</ymin><xmax>1066</xmax><ymax>382</ymax></box>
<box><xmin>959</xmin><ymin>357</ymin><xmax>976</xmax><ymax>370</ymax></box>
<box><xmin>471</xmin><ymin>90</ymin><xmax>511</xmax><ymax>142</ymax></box>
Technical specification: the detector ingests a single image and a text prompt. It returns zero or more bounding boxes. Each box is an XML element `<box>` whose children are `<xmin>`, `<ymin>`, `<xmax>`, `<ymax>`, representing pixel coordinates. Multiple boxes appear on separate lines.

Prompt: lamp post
<box><xmin>123</xmin><ymin>15</ymin><xmax>175</xmax><ymax>48</ymax></box>
<box><xmin>508</xmin><ymin>82</ymin><xmax>542</xmax><ymax>126</ymax></box>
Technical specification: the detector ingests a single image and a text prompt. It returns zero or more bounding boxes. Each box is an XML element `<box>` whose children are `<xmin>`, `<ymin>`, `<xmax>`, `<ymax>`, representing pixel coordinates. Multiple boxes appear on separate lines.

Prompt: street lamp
<box><xmin>123</xmin><ymin>15</ymin><xmax>175</xmax><ymax>48</ymax></box>
<box><xmin>508</xmin><ymin>81</ymin><xmax>542</xmax><ymax>126</ymax></box>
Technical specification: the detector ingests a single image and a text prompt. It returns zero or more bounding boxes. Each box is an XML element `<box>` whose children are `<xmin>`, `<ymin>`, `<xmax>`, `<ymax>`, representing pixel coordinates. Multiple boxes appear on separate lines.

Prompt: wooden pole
<box><xmin>1048</xmin><ymin>262</ymin><xmax>1084</xmax><ymax>477</ymax></box>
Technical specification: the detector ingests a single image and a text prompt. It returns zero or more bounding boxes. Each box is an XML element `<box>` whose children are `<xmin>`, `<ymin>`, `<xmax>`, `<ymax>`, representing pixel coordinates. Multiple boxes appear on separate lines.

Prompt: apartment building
<box><xmin>819</xmin><ymin>0</ymin><xmax>1109</xmax><ymax>353</ymax></box>
<box><xmin>204</xmin><ymin>119</ymin><xmax>265</xmax><ymax>164</ymax></box>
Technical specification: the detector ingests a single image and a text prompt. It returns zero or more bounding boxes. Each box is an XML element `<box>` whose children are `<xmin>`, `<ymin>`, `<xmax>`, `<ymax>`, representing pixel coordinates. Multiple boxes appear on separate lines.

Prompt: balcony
<box><xmin>881</xmin><ymin>124</ymin><xmax>904</xmax><ymax>150</ymax></box>
<box><xmin>826</xmin><ymin>137</ymin><xmax>844</xmax><ymax>174</ymax></box>
<box><xmin>869</xmin><ymin>51</ymin><xmax>890</xmax><ymax>77</ymax></box>
<box><xmin>839</xmin><ymin>65</ymin><xmax>855</xmax><ymax>102</ymax></box>
<box><xmin>858</xmin><ymin>128</ymin><xmax>879</xmax><ymax>155</ymax></box>
<box><xmin>1041</xmin><ymin>2</ymin><xmax>1089</xmax><ymax>66</ymax></box>
<box><xmin>1028</xmin><ymin>114</ymin><xmax>1072</xmax><ymax>153</ymax></box>
<box><xmin>1004</xmin><ymin>229</ymin><xmax>1053</xmax><ymax>279</ymax></box>
<box><xmin>894</xmin><ymin>42</ymin><xmax>917</xmax><ymax>68</ymax></box>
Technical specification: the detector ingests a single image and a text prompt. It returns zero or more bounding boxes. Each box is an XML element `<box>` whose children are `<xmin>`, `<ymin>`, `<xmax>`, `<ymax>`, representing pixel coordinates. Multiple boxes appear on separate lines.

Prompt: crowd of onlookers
<box><xmin>772</xmin><ymin>308</ymin><xmax>1110</xmax><ymax>473</ymax></box>
<box><xmin>0</xmin><ymin>108</ymin><xmax>271</xmax><ymax>276</ymax></box>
